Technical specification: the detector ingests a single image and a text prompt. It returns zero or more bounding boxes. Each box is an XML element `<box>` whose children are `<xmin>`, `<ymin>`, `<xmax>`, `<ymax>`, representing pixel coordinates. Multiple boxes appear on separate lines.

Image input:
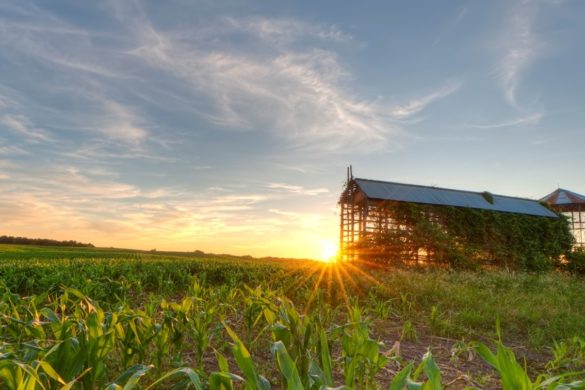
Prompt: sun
<box><xmin>320</xmin><ymin>240</ymin><xmax>338</xmax><ymax>262</ymax></box>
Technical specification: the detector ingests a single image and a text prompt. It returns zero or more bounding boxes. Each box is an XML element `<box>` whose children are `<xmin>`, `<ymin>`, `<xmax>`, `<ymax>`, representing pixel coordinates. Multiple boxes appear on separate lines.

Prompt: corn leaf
<box><xmin>389</xmin><ymin>363</ymin><xmax>413</xmax><ymax>390</ymax></box>
<box><xmin>272</xmin><ymin>341</ymin><xmax>304</xmax><ymax>390</ymax></box>
<box><xmin>145</xmin><ymin>367</ymin><xmax>203</xmax><ymax>390</ymax></box>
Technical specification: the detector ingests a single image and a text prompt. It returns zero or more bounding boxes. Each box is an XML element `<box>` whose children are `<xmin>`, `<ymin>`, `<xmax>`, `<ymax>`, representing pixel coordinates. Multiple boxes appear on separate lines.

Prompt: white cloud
<box><xmin>99</xmin><ymin>100</ymin><xmax>148</xmax><ymax>143</ymax></box>
<box><xmin>268</xmin><ymin>183</ymin><xmax>329</xmax><ymax>196</ymax></box>
<box><xmin>197</xmin><ymin>50</ymin><xmax>391</xmax><ymax>151</ymax></box>
<box><xmin>0</xmin><ymin>114</ymin><xmax>52</xmax><ymax>142</ymax></box>
<box><xmin>0</xmin><ymin>93</ymin><xmax>15</xmax><ymax>109</ymax></box>
<box><xmin>222</xmin><ymin>16</ymin><xmax>353</xmax><ymax>44</ymax></box>
<box><xmin>0</xmin><ymin>160</ymin><xmax>276</xmax><ymax>240</ymax></box>
<box><xmin>0</xmin><ymin>143</ymin><xmax>28</xmax><ymax>155</ymax></box>
<box><xmin>0</xmin><ymin>3</ymin><xmax>397</xmax><ymax>154</ymax></box>
<box><xmin>208</xmin><ymin>194</ymin><xmax>268</xmax><ymax>205</ymax></box>
<box><xmin>468</xmin><ymin>112</ymin><xmax>543</xmax><ymax>129</ymax></box>
<box><xmin>389</xmin><ymin>81</ymin><xmax>461</xmax><ymax>119</ymax></box>
<box><xmin>494</xmin><ymin>2</ymin><xmax>551</xmax><ymax>108</ymax></box>
<box><xmin>123</xmin><ymin>14</ymin><xmax>394</xmax><ymax>152</ymax></box>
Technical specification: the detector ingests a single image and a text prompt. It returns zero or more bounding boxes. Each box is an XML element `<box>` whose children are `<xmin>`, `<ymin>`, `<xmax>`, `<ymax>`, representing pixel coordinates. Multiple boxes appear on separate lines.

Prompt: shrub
<box><xmin>565</xmin><ymin>248</ymin><xmax>585</xmax><ymax>275</ymax></box>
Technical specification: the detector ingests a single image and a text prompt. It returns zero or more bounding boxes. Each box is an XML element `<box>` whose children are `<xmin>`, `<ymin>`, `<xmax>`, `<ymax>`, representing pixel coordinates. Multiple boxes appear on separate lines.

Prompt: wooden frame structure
<box><xmin>541</xmin><ymin>188</ymin><xmax>585</xmax><ymax>249</ymax></box>
<box><xmin>339</xmin><ymin>170</ymin><xmax>417</xmax><ymax>262</ymax></box>
<box><xmin>339</xmin><ymin>168</ymin><xmax>560</xmax><ymax>262</ymax></box>
<box><xmin>339</xmin><ymin>167</ymin><xmax>359</xmax><ymax>261</ymax></box>
<box><xmin>565</xmin><ymin>205</ymin><xmax>585</xmax><ymax>248</ymax></box>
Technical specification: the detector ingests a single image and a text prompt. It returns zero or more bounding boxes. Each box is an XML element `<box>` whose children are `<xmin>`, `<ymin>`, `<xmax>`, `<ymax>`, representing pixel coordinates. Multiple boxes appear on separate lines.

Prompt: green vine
<box><xmin>356</xmin><ymin>202</ymin><xmax>574</xmax><ymax>271</ymax></box>
<box><xmin>481</xmin><ymin>191</ymin><xmax>494</xmax><ymax>204</ymax></box>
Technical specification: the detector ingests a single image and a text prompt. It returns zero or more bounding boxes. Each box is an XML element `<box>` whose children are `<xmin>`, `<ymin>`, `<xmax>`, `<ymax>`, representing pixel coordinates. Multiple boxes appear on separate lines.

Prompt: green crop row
<box><xmin>1</xmin><ymin>285</ymin><xmax>583</xmax><ymax>389</ymax></box>
<box><xmin>1</xmin><ymin>245</ymin><xmax>585</xmax><ymax>388</ymax></box>
<box><xmin>1</xmin><ymin>250</ymin><xmax>585</xmax><ymax>347</ymax></box>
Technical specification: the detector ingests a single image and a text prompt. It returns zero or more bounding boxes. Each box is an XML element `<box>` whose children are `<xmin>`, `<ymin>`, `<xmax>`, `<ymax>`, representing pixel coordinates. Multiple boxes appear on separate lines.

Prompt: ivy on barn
<box><xmin>356</xmin><ymin>201</ymin><xmax>574</xmax><ymax>271</ymax></box>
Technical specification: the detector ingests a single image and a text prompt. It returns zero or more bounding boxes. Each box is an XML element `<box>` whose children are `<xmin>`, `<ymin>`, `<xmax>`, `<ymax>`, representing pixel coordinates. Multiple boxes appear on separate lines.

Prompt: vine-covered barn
<box><xmin>339</xmin><ymin>168</ymin><xmax>572</xmax><ymax>269</ymax></box>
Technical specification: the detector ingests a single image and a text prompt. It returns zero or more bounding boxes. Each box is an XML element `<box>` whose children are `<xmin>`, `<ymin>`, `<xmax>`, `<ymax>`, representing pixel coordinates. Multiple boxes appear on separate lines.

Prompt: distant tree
<box><xmin>0</xmin><ymin>235</ymin><xmax>94</xmax><ymax>247</ymax></box>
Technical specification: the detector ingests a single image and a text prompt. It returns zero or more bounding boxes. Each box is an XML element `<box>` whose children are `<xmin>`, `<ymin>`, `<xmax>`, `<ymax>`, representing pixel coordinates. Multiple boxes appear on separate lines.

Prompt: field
<box><xmin>1</xmin><ymin>244</ymin><xmax>585</xmax><ymax>389</ymax></box>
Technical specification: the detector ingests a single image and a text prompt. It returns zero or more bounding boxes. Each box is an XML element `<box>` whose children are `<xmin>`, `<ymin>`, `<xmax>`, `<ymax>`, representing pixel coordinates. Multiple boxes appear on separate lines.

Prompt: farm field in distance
<box><xmin>1</xmin><ymin>243</ymin><xmax>585</xmax><ymax>389</ymax></box>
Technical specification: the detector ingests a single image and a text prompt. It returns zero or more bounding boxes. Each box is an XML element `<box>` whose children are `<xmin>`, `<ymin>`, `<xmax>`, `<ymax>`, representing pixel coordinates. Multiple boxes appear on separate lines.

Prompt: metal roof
<box><xmin>540</xmin><ymin>188</ymin><xmax>585</xmax><ymax>206</ymax></box>
<box><xmin>353</xmin><ymin>178</ymin><xmax>557</xmax><ymax>218</ymax></box>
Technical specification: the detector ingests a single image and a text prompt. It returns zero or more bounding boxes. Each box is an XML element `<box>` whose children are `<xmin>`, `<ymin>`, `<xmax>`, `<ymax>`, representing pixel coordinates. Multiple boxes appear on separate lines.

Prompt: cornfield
<box><xmin>1</xmin><ymin>245</ymin><xmax>584</xmax><ymax>389</ymax></box>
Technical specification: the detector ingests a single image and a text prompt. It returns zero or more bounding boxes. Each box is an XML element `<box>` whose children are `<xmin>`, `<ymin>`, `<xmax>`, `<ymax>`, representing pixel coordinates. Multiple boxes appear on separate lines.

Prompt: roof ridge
<box><xmin>353</xmin><ymin>177</ymin><xmax>540</xmax><ymax>203</ymax></box>
<box><xmin>541</xmin><ymin>187</ymin><xmax>585</xmax><ymax>204</ymax></box>
<box><xmin>563</xmin><ymin>188</ymin><xmax>585</xmax><ymax>200</ymax></box>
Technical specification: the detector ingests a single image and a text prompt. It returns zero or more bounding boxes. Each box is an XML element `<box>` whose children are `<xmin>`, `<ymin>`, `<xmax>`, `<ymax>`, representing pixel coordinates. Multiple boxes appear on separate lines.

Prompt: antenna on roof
<box><xmin>346</xmin><ymin>165</ymin><xmax>354</xmax><ymax>183</ymax></box>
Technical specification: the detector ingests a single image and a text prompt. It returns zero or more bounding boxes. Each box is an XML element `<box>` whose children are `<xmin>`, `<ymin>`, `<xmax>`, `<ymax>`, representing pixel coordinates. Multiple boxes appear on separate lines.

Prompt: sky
<box><xmin>1</xmin><ymin>1</ymin><xmax>584</xmax><ymax>259</ymax></box>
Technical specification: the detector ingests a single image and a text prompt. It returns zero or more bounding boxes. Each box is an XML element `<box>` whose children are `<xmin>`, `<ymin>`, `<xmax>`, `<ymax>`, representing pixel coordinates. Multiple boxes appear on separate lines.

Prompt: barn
<box><xmin>339</xmin><ymin>168</ymin><xmax>571</xmax><ymax>269</ymax></box>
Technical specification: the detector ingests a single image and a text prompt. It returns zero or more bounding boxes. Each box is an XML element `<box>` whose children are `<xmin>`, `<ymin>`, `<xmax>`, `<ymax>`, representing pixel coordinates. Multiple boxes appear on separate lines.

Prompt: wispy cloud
<box><xmin>0</xmin><ymin>114</ymin><xmax>52</xmax><ymax>142</ymax></box>
<box><xmin>194</xmin><ymin>50</ymin><xmax>391</xmax><ymax>151</ymax></box>
<box><xmin>0</xmin><ymin>93</ymin><xmax>16</xmax><ymax>109</ymax></box>
<box><xmin>0</xmin><ymin>152</ymin><xmax>336</xmax><ymax>255</ymax></box>
<box><xmin>494</xmin><ymin>1</ymin><xmax>551</xmax><ymax>108</ymax></box>
<box><xmin>0</xmin><ymin>144</ymin><xmax>28</xmax><ymax>155</ymax></box>
<box><xmin>268</xmin><ymin>183</ymin><xmax>329</xmax><ymax>196</ymax></box>
<box><xmin>467</xmin><ymin>112</ymin><xmax>543</xmax><ymax>129</ymax></box>
<box><xmin>0</xmin><ymin>161</ymin><xmax>284</xmax><ymax>251</ymax></box>
<box><xmin>388</xmin><ymin>81</ymin><xmax>461</xmax><ymax>119</ymax></box>
<box><xmin>99</xmin><ymin>100</ymin><xmax>149</xmax><ymax>144</ymax></box>
<box><xmin>222</xmin><ymin>16</ymin><xmax>353</xmax><ymax>44</ymax></box>
<box><xmin>0</xmin><ymin>2</ymin><xmax>399</xmax><ymax>154</ymax></box>
<box><xmin>119</xmin><ymin>10</ymin><xmax>395</xmax><ymax>152</ymax></box>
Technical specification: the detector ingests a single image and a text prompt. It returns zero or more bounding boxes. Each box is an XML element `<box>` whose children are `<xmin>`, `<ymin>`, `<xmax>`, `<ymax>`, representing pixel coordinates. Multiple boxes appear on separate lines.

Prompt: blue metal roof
<box><xmin>354</xmin><ymin>178</ymin><xmax>557</xmax><ymax>218</ymax></box>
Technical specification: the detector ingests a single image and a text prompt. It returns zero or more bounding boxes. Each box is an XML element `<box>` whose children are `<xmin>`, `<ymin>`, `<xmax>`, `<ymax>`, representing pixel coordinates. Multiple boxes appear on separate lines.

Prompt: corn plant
<box><xmin>475</xmin><ymin>325</ymin><xmax>585</xmax><ymax>390</ymax></box>
<box><xmin>223</xmin><ymin>323</ymin><xmax>271</xmax><ymax>390</ymax></box>
<box><xmin>547</xmin><ymin>337</ymin><xmax>585</xmax><ymax>373</ymax></box>
<box><xmin>187</xmin><ymin>282</ymin><xmax>228</xmax><ymax>366</ymax></box>
<box><xmin>269</xmin><ymin>298</ymin><xmax>318</xmax><ymax>388</ymax></box>
<box><xmin>389</xmin><ymin>351</ymin><xmax>442</xmax><ymax>390</ymax></box>
<box><xmin>401</xmin><ymin>320</ymin><xmax>418</xmax><ymax>342</ymax></box>
<box><xmin>105</xmin><ymin>364</ymin><xmax>204</xmax><ymax>389</ymax></box>
<box><xmin>334</xmin><ymin>305</ymin><xmax>389</xmax><ymax>388</ymax></box>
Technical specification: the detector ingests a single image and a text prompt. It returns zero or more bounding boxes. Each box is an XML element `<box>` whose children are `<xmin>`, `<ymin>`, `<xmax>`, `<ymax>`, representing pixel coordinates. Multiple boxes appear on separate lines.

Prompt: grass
<box><xmin>361</xmin><ymin>268</ymin><xmax>585</xmax><ymax>347</ymax></box>
<box><xmin>1</xmin><ymin>243</ymin><xmax>585</xmax><ymax>388</ymax></box>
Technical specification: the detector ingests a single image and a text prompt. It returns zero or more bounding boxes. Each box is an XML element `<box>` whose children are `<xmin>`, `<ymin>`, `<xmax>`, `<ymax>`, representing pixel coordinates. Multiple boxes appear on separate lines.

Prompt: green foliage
<box><xmin>564</xmin><ymin>249</ymin><xmax>585</xmax><ymax>275</ymax></box>
<box><xmin>401</xmin><ymin>320</ymin><xmax>418</xmax><ymax>342</ymax></box>
<box><xmin>387</xmin><ymin>351</ymin><xmax>442</xmax><ymax>390</ymax></box>
<box><xmin>271</xmin><ymin>341</ymin><xmax>304</xmax><ymax>390</ymax></box>
<box><xmin>475</xmin><ymin>324</ymin><xmax>585</xmax><ymax>390</ymax></box>
<box><xmin>482</xmin><ymin>191</ymin><xmax>495</xmax><ymax>204</ymax></box>
<box><xmin>547</xmin><ymin>337</ymin><xmax>585</xmax><ymax>373</ymax></box>
<box><xmin>224</xmin><ymin>323</ymin><xmax>271</xmax><ymax>390</ymax></box>
<box><xmin>357</xmin><ymin>202</ymin><xmax>574</xmax><ymax>271</ymax></box>
<box><xmin>337</xmin><ymin>305</ymin><xmax>389</xmax><ymax>388</ymax></box>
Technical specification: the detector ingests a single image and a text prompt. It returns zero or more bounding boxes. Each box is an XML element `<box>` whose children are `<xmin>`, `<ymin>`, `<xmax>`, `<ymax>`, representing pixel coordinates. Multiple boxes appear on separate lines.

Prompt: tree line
<box><xmin>0</xmin><ymin>235</ymin><xmax>94</xmax><ymax>247</ymax></box>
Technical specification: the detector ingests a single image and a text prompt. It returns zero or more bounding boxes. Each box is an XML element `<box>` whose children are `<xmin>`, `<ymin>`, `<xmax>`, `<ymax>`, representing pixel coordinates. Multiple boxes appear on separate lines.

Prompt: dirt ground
<box><xmin>373</xmin><ymin>319</ymin><xmax>552</xmax><ymax>389</ymax></box>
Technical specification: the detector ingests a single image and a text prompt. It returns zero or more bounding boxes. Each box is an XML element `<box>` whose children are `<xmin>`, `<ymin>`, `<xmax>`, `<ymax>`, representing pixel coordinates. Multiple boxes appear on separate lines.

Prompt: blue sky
<box><xmin>0</xmin><ymin>0</ymin><xmax>584</xmax><ymax>258</ymax></box>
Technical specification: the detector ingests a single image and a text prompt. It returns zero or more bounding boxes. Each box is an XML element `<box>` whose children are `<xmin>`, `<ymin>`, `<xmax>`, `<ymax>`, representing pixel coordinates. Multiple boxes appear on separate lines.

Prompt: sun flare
<box><xmin>320</xmin><ymin>240</ymin><xmax>338</xmax><ymax>262</ymax></box>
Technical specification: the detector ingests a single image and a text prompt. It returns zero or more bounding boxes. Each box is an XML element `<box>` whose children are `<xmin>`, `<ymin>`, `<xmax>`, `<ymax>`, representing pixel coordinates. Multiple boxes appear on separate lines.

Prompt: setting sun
<box><xmin>320</xmin><ymin>240</ymin><xmax>338</xmax><ymax>262</ymax></box>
